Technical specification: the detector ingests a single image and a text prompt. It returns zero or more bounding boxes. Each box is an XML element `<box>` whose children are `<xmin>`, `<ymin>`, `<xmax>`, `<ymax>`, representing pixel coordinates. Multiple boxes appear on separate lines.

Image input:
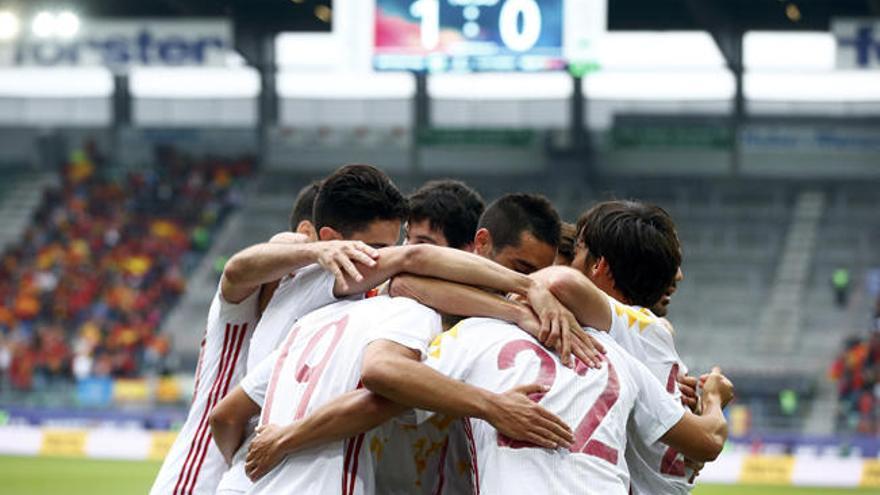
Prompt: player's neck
<box><xmin>595</xmin><ymin>278</ymin><xmax>629</xmax><ymax>305</ymax></box>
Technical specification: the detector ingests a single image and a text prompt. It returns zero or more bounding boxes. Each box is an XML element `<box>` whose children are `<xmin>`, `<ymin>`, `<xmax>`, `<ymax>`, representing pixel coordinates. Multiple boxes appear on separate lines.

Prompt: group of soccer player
<box><xmin>150</xmin><ymin>164</ymin><xmax>735</xmax><ymax>495</ymax></box>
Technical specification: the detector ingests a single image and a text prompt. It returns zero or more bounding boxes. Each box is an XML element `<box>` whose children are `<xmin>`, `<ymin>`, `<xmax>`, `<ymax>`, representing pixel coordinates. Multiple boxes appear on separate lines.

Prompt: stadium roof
<box><xmin>3</xmin><ymin>0</ymin><xmax>878</xmax><ymax>32</ymax></box>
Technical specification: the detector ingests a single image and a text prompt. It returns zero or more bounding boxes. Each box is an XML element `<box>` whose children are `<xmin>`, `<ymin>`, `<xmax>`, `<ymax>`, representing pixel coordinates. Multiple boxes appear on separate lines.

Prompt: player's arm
<box><xmin>390</xmin><ymin>274</ymin><xmax>535</xmax><ymax>328</ymax></box>
<box><xmin>659</xmin><ymin>367</ymin><xmax>733</xmax><ymax>462</ymax></box>
<box><xmin>221</xmin><ymin>239</ymin><xmax>379</xmax><ymax>303</ymax></box>
<box><xmin>526</xmin><ymin>265</ymin><xmax>612</xmax><ymax>333</ymax></box>
<box><xmin>256</xmin><ymin>233</ymin><xmax>311</xmax><ymax>314</ymax></box>
<box><xmin>338</xmin><ymin>244</ymin><xmax>572</xmax><ymax>341</ymax></box>
<box><xmin>361</xmin><ymin>339</ymin><xmax>573</xmax><ymax>449</ymax></box>
<box><xmin>390</xmin><ymin>274</ymin><xmax>604</xmax><ymax>367</ymax></box>
<box><xmin>244</xmin><ymin>389</ymin><xmax>406</xmax><ymax>481</ymax></box>
<box><xmin>210</xmin><ymin>386</ymin><xmax>262</xmax><ymax>465</ymax></box>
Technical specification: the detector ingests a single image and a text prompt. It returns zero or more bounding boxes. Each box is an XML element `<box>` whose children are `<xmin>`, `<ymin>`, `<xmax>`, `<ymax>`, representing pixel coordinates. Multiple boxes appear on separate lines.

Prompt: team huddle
<box><xmin>150</xmin><ymin>164</ymin><xmax>735</xmax><ymax>495</ymax></box>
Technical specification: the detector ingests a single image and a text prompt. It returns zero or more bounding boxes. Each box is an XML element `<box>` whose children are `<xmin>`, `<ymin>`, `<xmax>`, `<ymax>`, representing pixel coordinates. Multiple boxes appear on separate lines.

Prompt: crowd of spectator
<box><xmin>0</xmin><ymin>146</ymin><xmax>252</xmax><ymax>392</ymax></box>
<box><xmin>830</xmin><ymin>296</ymin><xmax>880</xmax><ymax>435</ymax></box>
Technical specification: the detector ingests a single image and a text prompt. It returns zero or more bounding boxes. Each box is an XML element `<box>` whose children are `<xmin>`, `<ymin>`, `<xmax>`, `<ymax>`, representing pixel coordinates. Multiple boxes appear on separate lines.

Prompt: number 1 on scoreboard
<box><xmin>411</xmin><ymin>0</ymin><xmax>440</xmax><ymax>50</ymax></box>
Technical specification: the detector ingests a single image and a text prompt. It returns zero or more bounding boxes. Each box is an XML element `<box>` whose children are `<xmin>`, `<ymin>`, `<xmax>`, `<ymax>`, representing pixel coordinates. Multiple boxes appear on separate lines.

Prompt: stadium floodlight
<box><xmin>31</xmin><ymin>10</ymin><xmax>79</xmax><ymax>39</ymax></box>
<box><xmin>31</xmin><ymin>11</ymin><xmax>56</xmax><ymax>38</ymax></box>
<box><xmin>0</xmin><ymin>10</ymin><xmax>20</xmax><ymax>41</ymax></box>
<box><xmin>55</xmin><ymin>11</ymin><xmax>80</xmax><ymax>39</ymax></box>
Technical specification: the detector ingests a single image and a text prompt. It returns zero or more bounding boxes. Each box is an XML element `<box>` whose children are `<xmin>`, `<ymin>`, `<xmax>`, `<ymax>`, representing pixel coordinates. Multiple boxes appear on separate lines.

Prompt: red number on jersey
<box><xmin>292</xmin><ymin>314</ymin><xmax>350</xmax><ymax>420</ymax></box>
<box><xmin>570</xmin><ymin>358</ymin><xmax>620</xmax><ymax>465</ymax></box>
<box><xmin>659</xmin><ymin>363</ymin><xmax>686</xmax><ymax>476</ymax></box>
<box><xmin>495</xmin><ymin>340</ymin><xmax>557</xmax><ymax>448</ymax></box>
<box><xmin>493</xmin><ymin>339</ymin><xmax>622</xmax><ymax>465</ymax></box>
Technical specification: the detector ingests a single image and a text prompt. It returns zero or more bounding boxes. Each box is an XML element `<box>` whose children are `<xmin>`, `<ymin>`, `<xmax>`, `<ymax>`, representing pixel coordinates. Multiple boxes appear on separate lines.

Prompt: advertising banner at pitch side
<box><xmin>0</xmin><ymin>18</ymin><xmax>232</xmax><ymax>72</ymax></box>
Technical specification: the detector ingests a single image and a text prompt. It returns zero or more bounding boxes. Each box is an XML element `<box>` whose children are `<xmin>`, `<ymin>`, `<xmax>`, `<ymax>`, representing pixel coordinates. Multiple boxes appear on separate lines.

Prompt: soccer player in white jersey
<box><xmin>147</xmin><ymin>229</ymin><xmax>364</xmax><ymax>495</ymax></box>
<box><xmin>212</xmin><ymin>282</ymin><xmax>580</xmax><ymax>495</ymax></box>
<box><xmin>565</xmin><ymin>200</ymin><xmax>703</xmax><ymax>494</ymax></box>
<box><xmin>377</xmin><ymin>179</ymin><xmax>484</xmax><ymax>495</ymax></box>
<box><xmin>149</xmin><ymin>167</ymin><xmax>401</xmax><ymax>495</ymax></box>
<box><xmin>372</xmin><ymin>193</ymin><xmax>583</xmax><ymax>495</ymax></box>
<box><xmin>385</xmin><ymin>315</ymin><xmax>732</xmax><ymax>494</ymax></box>
<box><xmin>212</xmin><ymin>194</ymin><xmax>613</xmax><ymax>493</ymax></box>
<box><xmin>213</xmin><ymin>167</ymin><xmax>578</xmax><ymax>494</ymax></box>
<box><xmin>233</xmin><ymin>193</ymin><xmax>602</xmax><ymax>494</ymax></box>
<box><xmin>247</xmin><ymin>296</ymin><xmax>444</xmax><ymax>495</ymax></box>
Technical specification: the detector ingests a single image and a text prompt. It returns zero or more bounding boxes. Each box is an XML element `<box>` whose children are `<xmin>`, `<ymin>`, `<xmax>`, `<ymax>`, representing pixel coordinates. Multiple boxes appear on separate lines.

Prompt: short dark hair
<box><xmin>289</xmin><ymin>181</ymin><xmax>320</xmax><ymax>231</ymax></box>
<box><xmin>408</xmin><ymin>180</ymin><xmax>485</xmax><ymax>249</ymax></box>
<box><xmin>478</xmin><ymin>193</ymin><xmax>561</xmax><ymax>251</ymax></box>
<box><xmin>313</xmin><ymin>164</ymin><xmax>408</xmax><ymax>236</ymax></box>
<box><xmin>557</xmin><ymin>222</ymin><xmax>577</xmax><ymax>263</ymax></box>
<box><xmin>576</xmin><ymin>200</ymin><xmax>681</xmax><ymax>308</ymax></box>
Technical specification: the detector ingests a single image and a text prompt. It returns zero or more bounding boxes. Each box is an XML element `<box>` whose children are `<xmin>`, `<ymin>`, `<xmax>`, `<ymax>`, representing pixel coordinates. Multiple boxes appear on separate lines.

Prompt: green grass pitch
<box><xmin>0</xmin><ymin>455</ymin><xmax>877</xmax><ymax>494</ymax></box>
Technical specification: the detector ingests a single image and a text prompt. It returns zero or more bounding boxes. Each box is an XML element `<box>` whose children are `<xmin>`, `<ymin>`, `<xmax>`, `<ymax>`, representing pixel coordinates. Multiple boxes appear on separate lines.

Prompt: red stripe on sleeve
<box><xmin>173</xmin><ymin>324</ymin><xmax>232</xmax><ymax>495</ymax></box>
<box><xmin>178</xmin><ymin>324</ymin><xmax>241</xmax><ymax>495</ymax></box>
<box><xmin>666</xmin><ymin>363</ymin><xmax>680</xmax><ymax>394</ymax></box>
<box><xmin>184</xmin><ymin>323</ymin><xmax>248</xmax><ymax>494</ymax></box>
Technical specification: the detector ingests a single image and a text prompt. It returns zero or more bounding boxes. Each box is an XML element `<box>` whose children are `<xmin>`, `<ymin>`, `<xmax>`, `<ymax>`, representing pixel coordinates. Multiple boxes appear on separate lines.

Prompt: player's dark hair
<box><xmin>289</xmin><ymin>181</ymin><xmax>320</xmax><ymax>231</ymax></box>
<box><xmin>313</xmin><ymin>164</ymin><xmax>408</xmax><ymax>237</ymax></box>
<box><xmin>576</xmin><ymin>200</ymin><xmax>681</xmax><ymax>308</ymax></box>
<box><xmin>478</xmin><ymin>193</ymin><xmax>561</xmax><ymax>251</ymax></box>
<box><xmin>408</xmin><ymin>180</ymin><xmax>485</xmax><ymax>249</ymax></box>
<box><xmin>557</xmin><ymin>222</ymin><xmax>577</xmax><ymax>264</ymax></box>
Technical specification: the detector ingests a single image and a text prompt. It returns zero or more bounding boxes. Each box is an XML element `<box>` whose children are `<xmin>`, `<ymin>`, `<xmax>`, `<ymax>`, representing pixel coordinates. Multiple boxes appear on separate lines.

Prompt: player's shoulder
<box><xmin>275</xmin><ymin>262</ymin><xmax>331</xmax><ymax>297</ymax></box>
<box><xmin>366</xmin><ymin>295</ymin><xmax>441</xmax><ymax>325</ymax></box>
<box><xmin>210</xmin><ymin>285</ymin><xmax>259</xmax><ymax>326</ymax></box>
<box><xmin>609</xmin><ymin>298</ymin><xmax>669</xmax><ymax>336</ymax></box>
<box><xmin>453</xmin><ymin>317</ymin><xmax>516</xmax><ymax>338</ymax></box>
<box><xmin>427</xmin><ymin>317</ymin><xmax>510</xmax><ymax>355</ymax></box>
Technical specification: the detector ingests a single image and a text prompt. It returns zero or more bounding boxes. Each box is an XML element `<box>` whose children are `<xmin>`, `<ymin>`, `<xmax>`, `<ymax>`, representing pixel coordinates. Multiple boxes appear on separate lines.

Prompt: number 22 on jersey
<box><xmin>494</xmin><ymin>339</ymin><xmax>620</xmax><ymax>464</ymax></box>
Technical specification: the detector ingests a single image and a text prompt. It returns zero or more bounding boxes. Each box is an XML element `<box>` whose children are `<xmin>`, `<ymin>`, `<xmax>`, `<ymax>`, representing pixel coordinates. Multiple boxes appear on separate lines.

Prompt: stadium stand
<box><xmin>830</xmin><ymin>331</ymin><xmax>880</xmax><ymax>436</ymax></box>
<box><xmin>0</xmin><ymin>146</ymin><xmax>253</xmax><ymax>404</ymax></box>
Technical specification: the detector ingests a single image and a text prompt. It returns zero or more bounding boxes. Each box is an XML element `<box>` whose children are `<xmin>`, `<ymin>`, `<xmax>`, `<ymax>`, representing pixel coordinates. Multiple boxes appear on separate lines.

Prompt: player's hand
<box><xmin>678</xmin><ymin>373</ymin><xmax>699</xmax><ymax>412</ymax></box>
<box><xmin>245</xmin><ymin>424</ymin><xmax>288</xmax><ymax>482</ymax></box>
<box><xmin>514</xmin><ymin>305</ymin><xmax>542</xmax><ymax>336</ymax></box>
<box><xmin>487</xmin><ymin>383</ymin><xmax>573</xmax><ymax>449</ymax></box>
<box><xmin>700</xmin><ymin>366</ymin><xmax>734</xmax><ymax>408</ymax></box>
<box><xmin>685</xmin><ymin>457</ymin><xmax>705</xmax><ymax>483</ymax></box>
<box><xmin>524</xmin><ymin>283</ymin><xmax>572</xmax><ymax>365</ymax></box>
<box><xmin>540</xmin><ymin>307</ymin><xmax>605</xmax><ymax>370</ymax></box>
<box><xmin>313</xmin><ymin>240</ymin><xmax>379</xmax><ymax>291</ymax></box>
<box><xmin>513</xmin><ymin>288</ymin><xmax>605</xmax><ymax>369</ymax></box>
<box><xmin>563</xmin><ymin>312</ymin><xmax>605</xmax><ymax>370</ymax></box>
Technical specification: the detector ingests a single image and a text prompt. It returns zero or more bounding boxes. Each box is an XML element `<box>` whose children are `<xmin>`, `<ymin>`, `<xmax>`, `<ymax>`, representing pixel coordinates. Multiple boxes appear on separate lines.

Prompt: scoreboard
<box><xmin>374</xmin><ymin>0</ymin><xmax>569</xmax><ymax>72</ymax></box>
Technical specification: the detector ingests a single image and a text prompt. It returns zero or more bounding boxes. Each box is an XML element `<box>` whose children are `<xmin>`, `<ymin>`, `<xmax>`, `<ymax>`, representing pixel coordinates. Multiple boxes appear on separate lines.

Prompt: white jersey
<box><xmin>420</xmin><ymin>318</ymin><xmax>685</xmax><ymax>495</ymax></box>
<box><xmin>372</xmin><ymin>414</ymin><xmax>473</xmax><ymax>495</ymax></box>
<box><xmin>218</xmin><ymin>263</ymin><xmax>348</xmax><ymax>493</ymax></box>
<box><xmin>606</xmin><ymin>297</ymin><xmax>693</xmax><ymax>494</ymax></box>
<box><xmin>150</xmin><ymin>285</ymin><xmax>258</xmax><ymax>495</ymax></box>
<box><xmin>241</xmin><ymin>296</ymin><xmax>442</xmax><ymax>495</ymax></box>
<box><xmin>245</xmin><ymin>263</ymin><xmax>344</xmax><ymax>372</ymax></box>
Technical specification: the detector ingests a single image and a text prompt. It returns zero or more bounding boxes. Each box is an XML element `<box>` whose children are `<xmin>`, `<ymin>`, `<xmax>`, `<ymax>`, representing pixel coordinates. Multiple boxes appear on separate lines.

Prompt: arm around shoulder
<box><xmin>530</xmin><ymin>266</ymin><xmax>611</xmax><ymax>332</ymax></box>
